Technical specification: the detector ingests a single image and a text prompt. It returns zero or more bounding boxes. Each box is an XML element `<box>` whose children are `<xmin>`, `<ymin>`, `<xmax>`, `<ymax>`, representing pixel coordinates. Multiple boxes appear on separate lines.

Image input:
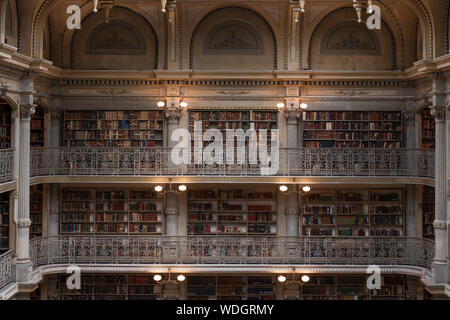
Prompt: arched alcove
<box><xmin>71</xmin><ymin>7</ymin><xmax>158</xmax><ymax>70</ymax></box>
<box><xmin>308</xmin><ymin>7</ymin><xmax>396</xmax><ymax>71</ymax></box>
<box><xmin>2</xmin><ymin>0</ymin><xmax>18</xmax><ymax>47</ymax></box>
<box><xmin>190</xmin><ymin>7</ymin><xmax>277</xmax><ymax>70</ymax></box>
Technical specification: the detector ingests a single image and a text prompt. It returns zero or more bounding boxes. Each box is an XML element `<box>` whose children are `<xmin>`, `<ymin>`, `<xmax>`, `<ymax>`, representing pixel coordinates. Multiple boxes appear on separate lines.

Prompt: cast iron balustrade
<box><xmin>30</xmin><ymin>147</ymin><xmax>435</xmax><ymax>179</ymax></box>
<box><xmin>0</xmin><ymin>250</ymin><xmax>13</xmax><ymax>289</ymax></box>
<box><xmin>29</xmin><ymin>236</ymin><xmax>434</xmax><ymax>270</ymax></box>
<box><xmin>0</xmin><ymin>149</ymin><xmax>13</xmax><ymax>184</ymax></box>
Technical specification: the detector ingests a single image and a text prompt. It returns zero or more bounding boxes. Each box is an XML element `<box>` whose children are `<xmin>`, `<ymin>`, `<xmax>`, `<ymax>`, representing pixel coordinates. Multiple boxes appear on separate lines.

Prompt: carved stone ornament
<box><xmin>165</xmin><ymin>207</ymin><xmax>179</xmax><ymax>215</ymax></box>
<box><xmin>285</xmin><ymin>207</ymin><xmax>299</xmax><ymax>215</ymax></box>
<box><xmin>433</xmin><ymin>220</ymin><xmax>448</xmax><ymax>229</ymax></box>
<box><xmin>430</xmin><ymin>106</ymin><xmax>446</xmax><ymax>121</ymax></box>
<box><xmin>285</xmin><ymin>110</ymin><xmax>301</xmax><ymax>125</ymax></box>
<box><xmin>20</xmin><ymin>104</ymin><xmax>36</xmax><ymax>119</ymax></box>
<box><xmin>17</xmin><ymin>219</ymin><xmax>31</xmax><ymax>227</ymax></box>
<box><xmin>165</xmin><ymin>106</ymin><xmax>182</xmax><ymax>121</ymax></box>
<box><xmin>402</xmin><ymin>110</ymin><xmax>416</xmax><ymax>124</ymax></box>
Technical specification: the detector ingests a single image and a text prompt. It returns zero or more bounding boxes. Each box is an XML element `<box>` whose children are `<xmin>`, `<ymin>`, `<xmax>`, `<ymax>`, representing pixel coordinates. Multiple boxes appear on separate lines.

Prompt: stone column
<box><xmin>403</xmin><ymin>110</ymin><xmax>417</xmax><ymax>237</ymax></box>
<box><xmin>430</xmin><ymin>105</ymin><xmax>447</xmax><ymax>283</ymax></box>
<box><xmin>447</xmin><ymin>105</ymin><xmax>450</xmax><ymax>279</ymax></box>
<box><xmin>284</xmin><ymin>101</ymin><xmax>301</xmax><ymax>237</ymax></box>
<box><xmin>164</xmin><ymin>99</ymin><xmax>182</xmax><ymax>236</ymax></box>
<box><xmin>16</xmin><ymin>103</ymin><xmax>35</xmax><ymax>282</ymax></box>
<box><xmin>48</xmin><ymin>110</ymin><xmax>62</xmax><ymax>236</ymax></box>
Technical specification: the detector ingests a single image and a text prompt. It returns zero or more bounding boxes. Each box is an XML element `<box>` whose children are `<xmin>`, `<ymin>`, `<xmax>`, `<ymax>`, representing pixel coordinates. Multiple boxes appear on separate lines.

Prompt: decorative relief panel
<box><xmin>321</xmin><ymin>22</ymin><xmax>380</xmax><ymax>56</ymax></box>
<box><xmin>86</xmin><ymin>21</ymin><xmax>145</xmax><ymax>55</ymax></box>
<box><xmin>72</xmin><ymin>7</ymin><xmax>157</xmax><ymax>70</ymax></box>
<box><xmin>203</xmin><ymin>21</ymin><xmax>263</xmax><ymax>55</ymax></box>
<box><xmin>191</xmin><ymin>7</ymin><xmax>276</xmax><ymax>70</ymax></box>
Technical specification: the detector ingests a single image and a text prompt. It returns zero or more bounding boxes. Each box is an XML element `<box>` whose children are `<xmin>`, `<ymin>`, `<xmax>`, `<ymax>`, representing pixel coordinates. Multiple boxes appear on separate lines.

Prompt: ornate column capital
<box><xmin>51</xmin><ymin>111</ymin><xmax>62</xmax><ymax>122</ymax></box>
<box><xmin>433</xmin><ymin>220</ymin><xmax>449</xmax><ymax>230</ymax></box>
<box><xmin>165</xmin><ymin>106</ymin><xmax>182</xmax><ymax>123</ymax></box>
<box><xmin>17</xmin><ymin>219</ymin><xmax>31</xmax><ymax>227</ymax></box>
<box><xmin>285</xmin><ymin>110</ymin><xmax>302</xmax><ymax>125</ymax></box>
<box><xmin>19</xmin><ymin>104</ymin><xmax>36</xmax><ymax>119</ymax></box>
<box><xmin>165</xmin><ymin>207</ymin><xmax>179</xmax><ymax>215</ymax></box>
<box><xmin>430</xmin><ymin>106</ymin><xmax>446</xmax><ymax>122</ymax></box>
<box><xmin>285</xmin><ymin>207</ymin><xmax>299</xmax><ymax>216</ymax></box>
<box><xmin>402</xmin><ymin>110</ymin><xmax>416</xmax><ymax>125</ymax></box>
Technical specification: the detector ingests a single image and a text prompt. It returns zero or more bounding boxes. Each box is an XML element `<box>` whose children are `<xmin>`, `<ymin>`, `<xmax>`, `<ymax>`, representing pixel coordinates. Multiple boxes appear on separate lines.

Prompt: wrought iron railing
<box><xmin>0</xmin><ymin>149</ymin><xmax>14</xmax><ymax>184</ymax></box>
<box><xmin>30</xmin><ymin>236</ymin><xmax>434</xmax><ymax>270</ymax></box>
<box><xmin>0</xmin><ymin>250</ymin><xmax>13</xmax><ymax>289</ymax></box>
<box><xmin>30</xmin><ymin>147</ymin><xmax>435</xmax><ymax>178</ymax></box>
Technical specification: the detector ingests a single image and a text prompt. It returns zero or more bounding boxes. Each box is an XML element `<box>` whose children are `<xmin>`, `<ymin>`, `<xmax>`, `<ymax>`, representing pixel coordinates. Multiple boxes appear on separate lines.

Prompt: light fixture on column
<box><xmin>277</xmin><ymin>101</ymin><xmax>308</xmax><ymax>112</ymax></box>
<box><xmin>161</xmin><ymin>0</ymin><xmax>167</xmax><ymax>12</ymax></box>
<box><xmin>153</xmin><ymin>269</ymin><xmax>186</xmax><ymax>284</ymax></box>
<box><xmin>277</xmin><ymin>102</ymin><xmax>285</xmax><ymax>109</ymax></box>
<box><xmin>277</xmin><ymin>268</ymin><xmax>310</xmax><ymax>284</ymax></box>
<box><xmin>154</xmin><ymin>178</ymin><xmax>188</xmax><ymax>194</ymax></box>
<box><xmin>279</xmin><ymin>184</ymin><xmax>311</xmax><ymax>194</ymax></box>
<box><xmin>92</xmin><ymin>0</ymin><xmax>115</xmax><ymax>23</ymax></box>
<box><xmin>157</xmin><ymin>101</ymin><xmax>166</xmax><ymax>108</ymax></box>
<box><xmin>353</xmin><ymin>0</ymin><xmax>374</xmax><ymax>23</ymax></box>
<box><xmin>180</xmin><ymin>101</ymin><xmax>188</xmax><ymax>109</ymax></box>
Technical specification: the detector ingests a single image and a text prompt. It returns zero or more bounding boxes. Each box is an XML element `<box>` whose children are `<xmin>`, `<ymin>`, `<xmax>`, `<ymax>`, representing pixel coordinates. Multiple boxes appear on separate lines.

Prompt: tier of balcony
<box><xmin>0</xmin><ymin>236</ymin><xmax>436</xmax><ymax>295</ymax></box>
<box><xmin>23</xmin><ymin>147</ymin><xmax>435</xmax><ymax>182</ymax></box>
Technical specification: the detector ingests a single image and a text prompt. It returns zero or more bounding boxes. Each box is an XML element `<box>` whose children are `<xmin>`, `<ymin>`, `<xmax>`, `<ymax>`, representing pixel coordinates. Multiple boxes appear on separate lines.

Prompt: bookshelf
<box><xmin>187</xmin><ymin>188</ymin><xmax>277</xmax><ymax>235</ymax></box>
<box><xmin>31</xmin><ymin>105</ymin><xmax>45</xmax><ymax>148</ymax></box>
<box><xmin>61</xmin><ymin>188</ymin><xmax>163</xmax><ymax>235</ymax></box>
<box><xmin>187</xmin><ymin>276</ymin><xmax>276</xmax><ymax>300</ymax></box>
<box><xmin>30</xmin><ymin>185</ymin><xmax>43</xmax><ymax>238</ymax></box>
<box><xmin>0</xmin><ymin>101</ymin><xmax>11</xmax><ymax>149</ymax></box>
<box><xmin>302</xmin><ymin>111</ymin><xmax>402</xmax><ymax>148</ymax></box>
<box><xmin>301</xmin><ymin>189</ymin><xmax>404</xmax><ymax>237</ymax></box>
<box><xmin>302</xmin><ymin>275</ymin><xmax>410</xmax><ymax>300</ymax></box>
<box><xmin>0</xmin><ymin>192</ymin><xmax>9</xmax><ymax>253</ymax></box>
<box><xmin>421</xmin><ymin>186</ymin><xmax>435</xmax><ymax>239</ymax></box>
<box><xmin>63</xmin><ymin>110</ymin><xmax>164</xmax><ymax>147</ymax></box>
<box><xmin>421</xmin><ymin>107</ymin><xmax>435</xmax><ymax>149</ymax></box>
<box><xmin>58</xmin><ymin>274</ymin><xmax>162</xmax><ymax>300</ymax></box>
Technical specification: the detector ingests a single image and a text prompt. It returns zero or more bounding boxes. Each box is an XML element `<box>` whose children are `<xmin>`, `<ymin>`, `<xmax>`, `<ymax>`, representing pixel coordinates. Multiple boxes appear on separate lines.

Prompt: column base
<box><xmin>15</xmin><ymin>261</ymin><xmax>32</xmax><ymax>282</ymax></box>
<box><xmin>14</xmin><ymin>292</ymin><xmax>31</xmax><ymax>300</ymax></box>
<box><xmin>432</xmin><ymin>262</ymin><xmax>448</xmax><ymax>284</ymax></box>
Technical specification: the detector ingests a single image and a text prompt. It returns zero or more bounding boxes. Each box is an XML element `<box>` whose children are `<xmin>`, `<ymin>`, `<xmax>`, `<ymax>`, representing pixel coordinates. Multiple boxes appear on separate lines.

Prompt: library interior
<box><xmin>0</xmin><ymin>0</ymin><xmax>449</xmax><ymax>300</ymax></box>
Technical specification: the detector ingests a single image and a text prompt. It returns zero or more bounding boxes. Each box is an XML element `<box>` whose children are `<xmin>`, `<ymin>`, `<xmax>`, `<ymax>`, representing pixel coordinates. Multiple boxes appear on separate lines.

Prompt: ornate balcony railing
<box><xmin>30</xmin><ymin>147</ymin><xmax>435</xmax><ymax>179</ymax></box>
<box><xmin>30</xmin><ymin>236</ymin><xmax>434</xmax><ymax>270</ymax></box>
<box><xmin>0</xmin><ymin>250</ymin><xmax>13</xmax><ymax>289</ymax></box>
<box><xmin>0</xmin><ymin>149</ymin><xmax>14</xmax><ymax>184</ymax></box>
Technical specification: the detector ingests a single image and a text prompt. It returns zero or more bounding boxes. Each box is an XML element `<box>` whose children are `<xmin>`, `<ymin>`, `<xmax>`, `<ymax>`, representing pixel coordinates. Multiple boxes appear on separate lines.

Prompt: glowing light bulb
<box><xmin>157</xmin><ymin>101</ymin><xmax>165</xmax><ymax>108</ymax></box>
<box><xmin>154</xmin><ymin>185</ymin><xmax>163</xmax><ymax>192</ymax></box>
<box><xmin>279</xmin><ymin>185</ymin><xmax>288</xmax><ymax>192</ymax></box>
<box><xmin>177</xmin><ymin>275</ymin><xmax>186</xmax><ymax>282</ymax></box>
<box><xmin>178</xmin><ymin>185</ymin><xmax>187</xmax><ymax>192</ymax></box>
<box><xmin>300</xmin><ymin>103</ymin><xmax>308</xmax><ymax>109</ymax></box>
<box><xmin>301</xmin><ymin>275</ymin><xmax>310</xmax><ymax>283</ymax></box>
<box><xmin>277</xmin><ymin>103</ymin><xmax>285</xmax><ymax>109</ymax></box>
<box><xmin>278</xmin><ymin>275</ymin><xmax>287</xmax><ymax>283</ymax></box>
<box><xmin>180</xmin><ymin>101</ymin><xmax>188</xmax><ymax>108</ymax></box>
<box><xmin>153</xmin><ymin>274</ymin><xmax>162</xmax><ymax>282</ymax></box>
<box><xmin>302</xmin><ymin>186</ymin><xmax>311</xmax><ymax>193</ymax></box>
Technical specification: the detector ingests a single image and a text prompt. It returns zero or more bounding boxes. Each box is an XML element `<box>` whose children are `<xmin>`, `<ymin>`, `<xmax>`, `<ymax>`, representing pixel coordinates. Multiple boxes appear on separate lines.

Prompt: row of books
<box><xmin>64</xmin><ymin>140</ymin><xmax>161</xmax><ymax>147</ymax></box>
<box><xmin>302</xmin><ymin>111</ymin><xmax>401</xmax><ymax>121</ymax></box>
